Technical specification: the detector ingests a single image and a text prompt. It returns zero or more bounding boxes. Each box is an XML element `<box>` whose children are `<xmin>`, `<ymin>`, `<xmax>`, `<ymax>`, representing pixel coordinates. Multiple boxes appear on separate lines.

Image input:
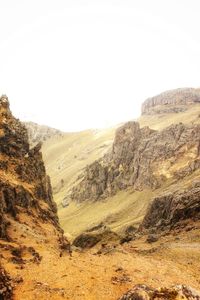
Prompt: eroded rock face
<box><xmin>0</xmin><ymin>95</ymin><xmax>60</xmax><ymax>240</ymax></box>
<box><xmin>0</xmin><ymin>98</ymin><xmax>29</xmax><ymax>158</ymax></box>
<box><xmin>71</xmin><ymin>121</ymin><xmax>200</xmax><ymax>201</ymax></box>
<box><xmin>0</xmin><ymin>266</ymin><xmax>13</xmax><ymax>300</ymax></box>
<box><xmin>24</xmin><ymin>121</ymin><xmax>63</xmax><ymax>145</ymax></box>
<box><xmin>118</xmin><ymin>284</ymin><xmax>200</xmax><ymax>300</ymax></box>
<box><xmin>72</xmin><ymin>224</ymin><xmax>118</xmax><ymax>249</ymax></box>
<box><xmin>140</xmin><ymin>187</ymin><xmax>200</xmax><ymax>233</ymax></box>
<box><xmin>141</xmin><ymin>88</ymin><xmax>200</xmax><ymax>115</ymax></box>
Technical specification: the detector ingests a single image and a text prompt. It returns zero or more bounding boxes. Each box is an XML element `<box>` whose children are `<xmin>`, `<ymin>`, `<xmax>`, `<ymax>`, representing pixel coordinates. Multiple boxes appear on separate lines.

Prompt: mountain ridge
<box><xmin>141</xmin><ymin>87</ymin><xmax>200</xmax><ymax>115</ymax></box>
<box><xmin>71</xmin><ymin>121</ymin><xmax>200</xmax><ymax>201</ymax></box>
<box><xmin>22</xmin><ymin>87</ymin><xmax>200</xmax><ymax>239</ymax></box>
<box><xmin>1</xmin><ymin>91</ymin><xmax>200</xmax><ymax>299</ymax></box>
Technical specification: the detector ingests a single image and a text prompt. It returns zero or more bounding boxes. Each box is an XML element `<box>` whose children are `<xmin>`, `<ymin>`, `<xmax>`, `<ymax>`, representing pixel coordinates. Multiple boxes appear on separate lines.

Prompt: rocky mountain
<box><xmin>41</xmin><ymin>126</ymin><xmax>116</xmax><ymax>206</ymax></box>
<box><xmin>0</xmin><ymin>95</ymin><xmax>69</xmax><ymax>298</ymax></box>
<box><xmin>71</xmin><ymin>121</ymin><xmax>200</xmax><ymax>201</ymax></box>
<box><xmin>53</xmin><ymin>88</ymin><xmax>200</xmax><ymax>241</ymax></box>
<box><xmin>141</xmin><ymin>87</ymin><xmax>200</xmax><ymax>115</ymax></box>
<box><xmin>24</xmin><ymin>121</ymin><xmax>63</xmax><ymax>145</ymax></box>
<box><xmin>1</xmin><ymin>92</ymin><xmax>200</xmax><ymax>299</ymax></box>
<box><xmin>0</xmin><ymin>95</ymin><xmax>63</xmax><ymax>240</ymax></box>
<box><xmin>140</xmin><ymin>184</ymin><xmax>200</xmax><ymax>234</ymax></box>
<box><xmin>28</xmin><ymin>87</ymin><xmax>200</xmax><ymax>239</ymax></box>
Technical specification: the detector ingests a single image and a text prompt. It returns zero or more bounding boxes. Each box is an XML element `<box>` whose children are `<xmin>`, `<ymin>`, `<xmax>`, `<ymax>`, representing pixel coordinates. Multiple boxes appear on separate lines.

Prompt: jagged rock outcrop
<box><xmin>118</xmin><ymin>284</ymin><xmax>200</xmax><ymax>300</ymax></box>
<box><xmin>71</xmin><ymin>121</ymin><xmax>200</xmax><ymax>201</ymax></box>
<box><xmin>0</xmin><ymin>95</ymin><xmax>71</xmax><ymax>297</ymax></box>
<box><xmin>0</xmin><ymin>95</ymin><xmax>63</xmax><ymax>240</ymax></box>
<box><xmin>141</xmin><ymin>88</ymin><xmax>200</xmax><ymax>115</ymax></box>
<box><xmin>72</xmin><ymin>224</ymin><xmax>118</xmax><ymax>249</ymax></box>
<box><xmin>0</xmin><ymin>266</ymin><xmax>13</xmax><ymax>299</ymax></box>
<box><xmin>24</xmin><ymin>121</ymin><xmax>63</xmax><ymax>145</ymax></box>
<box><xmin>140</xmin><ymin>186</ymin><xmax>200</xmax><ymax>234</ymax></box>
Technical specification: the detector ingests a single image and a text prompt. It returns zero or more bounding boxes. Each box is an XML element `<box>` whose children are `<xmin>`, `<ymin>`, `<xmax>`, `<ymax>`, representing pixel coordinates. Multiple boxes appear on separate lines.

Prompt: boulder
<box><xmin>140</xmin><ymin>187</ymin><xmax>200</xmax><ymax>234</ymax></box>
<box><xmin>0</xmin><ymin>266</ymin><xmax>13</xmax><ymax>300</ymax></box>
<box><xmin>118</xmin><ymin>284</ymin><xmax>200</xmax><ymax>300</ymax></box>
<box><xmin>73</xmin><ymin>225</ymin><xmax>118</xmax><ymax>249</ymax></box>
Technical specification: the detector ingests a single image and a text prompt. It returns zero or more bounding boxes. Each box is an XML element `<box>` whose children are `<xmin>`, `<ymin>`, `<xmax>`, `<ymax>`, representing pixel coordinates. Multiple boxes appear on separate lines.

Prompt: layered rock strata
<box><xmin>141</xmin><ymin>88</ymin><xmax>200</xmax><ymax>115</ymax></box>
<box><xmin>71</xmin><ymin>121</ymin><xmax>200</xmax><ymax>201</ymax></box>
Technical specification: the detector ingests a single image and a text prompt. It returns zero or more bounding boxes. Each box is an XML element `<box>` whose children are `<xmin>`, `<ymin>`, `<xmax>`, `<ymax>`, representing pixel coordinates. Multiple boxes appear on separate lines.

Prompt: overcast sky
<box><xmin>0</xmin><ymin>0</ymin><xmax>200</xmax><ymax>131</ymax></box>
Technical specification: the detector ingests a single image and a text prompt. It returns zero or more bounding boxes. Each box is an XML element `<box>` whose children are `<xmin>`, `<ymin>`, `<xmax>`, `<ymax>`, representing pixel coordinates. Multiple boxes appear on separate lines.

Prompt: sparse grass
<box><xmin>42</xmin><ymin>103</ymin><xmax>200</xmax><ymax>238</ymax></box>
<box><xmin>58</xmin><ymin>169</ymin><xmax>200</xmax><ymax>240</ymax></box>
<box><xmin>59</xmin><ymin>189</ymin><xmax>155</xmax><ymax>240</ymax></box>
<box><xmin>42</xmin><ymin>127</ymin><xmax>117</xmax><ymax>205</ymax></box>
<box><xmin>139</xmin><ymin>103</ymin><xmax>200</xmax><ymax>130</ymax></box>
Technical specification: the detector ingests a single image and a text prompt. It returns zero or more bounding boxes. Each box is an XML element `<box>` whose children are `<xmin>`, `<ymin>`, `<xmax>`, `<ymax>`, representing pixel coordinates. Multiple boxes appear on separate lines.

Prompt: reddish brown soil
<box><xmin>1</xmin><ymin>222</ymin><xmax>200</xmax><ymax>300</ymax></box>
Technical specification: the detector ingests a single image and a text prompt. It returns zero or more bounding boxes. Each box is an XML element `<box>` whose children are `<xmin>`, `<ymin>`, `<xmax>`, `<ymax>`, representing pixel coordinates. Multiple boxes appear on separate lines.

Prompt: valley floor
<box><xmin>2</xmin><ymin>224</ymin><xmax>200</xmax><ymax>300</ymax></box>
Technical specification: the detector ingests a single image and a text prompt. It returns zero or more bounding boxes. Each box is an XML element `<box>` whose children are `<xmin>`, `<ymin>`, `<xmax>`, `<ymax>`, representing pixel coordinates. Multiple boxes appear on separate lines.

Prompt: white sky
<box><xmin>0</xmin><ymin>0</ymin><xmax>200</xmax><ymax>131</ymax></box>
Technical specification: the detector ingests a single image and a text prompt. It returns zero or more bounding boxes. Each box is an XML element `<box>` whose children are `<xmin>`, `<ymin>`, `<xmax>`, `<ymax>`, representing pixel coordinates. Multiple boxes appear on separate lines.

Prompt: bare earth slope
<box><xmin>6</xmin><ymin>226</ymin><xmax>200</xmax><ymax>300</ymax></box>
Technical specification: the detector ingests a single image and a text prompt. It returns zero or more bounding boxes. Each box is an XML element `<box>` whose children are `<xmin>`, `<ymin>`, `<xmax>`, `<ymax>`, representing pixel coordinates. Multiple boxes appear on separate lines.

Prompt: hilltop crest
<box><xmin>141</xmin><ymin>88</ymin><xmax>200</xmax><ymax>115</ymax></box>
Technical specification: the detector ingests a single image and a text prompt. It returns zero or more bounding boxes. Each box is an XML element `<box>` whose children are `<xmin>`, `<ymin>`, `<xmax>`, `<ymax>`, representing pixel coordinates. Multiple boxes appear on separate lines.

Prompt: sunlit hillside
<box><xmin>2</xmin><ymin>95</ymin><xmax>200</xmax><ymax>300</ymax></box>
<box><xmin>139</xmin><ymin>103</ymin><xmax>200</xmax><ymax>130</ymax></box>
<box><xmin>42</xmin><ymin>126</ymin><xmax>118</xmax><ymax>205</ymax></box>
<box><xmin>38</xmin><ymin>102</ymin><xmax>200</xmax><ymax>240</ymax></box>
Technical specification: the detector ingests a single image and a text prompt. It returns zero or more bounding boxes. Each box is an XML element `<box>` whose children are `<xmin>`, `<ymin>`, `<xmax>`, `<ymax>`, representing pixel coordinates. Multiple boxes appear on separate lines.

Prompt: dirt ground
<box><xmin>2</xmin><ymin>222</ymin><xmax>200</xmax><ymax>300</ymax></box>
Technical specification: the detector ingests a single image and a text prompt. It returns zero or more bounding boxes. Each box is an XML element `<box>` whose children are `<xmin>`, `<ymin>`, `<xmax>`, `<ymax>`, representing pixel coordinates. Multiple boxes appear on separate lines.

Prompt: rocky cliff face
<box><xmin>1</xmin><ymin>95</ymin><xmax>200</xmax><ymax>300</ymax></box>
<box><xmin>0</xmin><ymin>95</ymin><xmax>71</xmax><ymax>298</ymax></box>
<box><xmin>0</xmin><ymin>95</ymin><xmax>62</xmax><ymax>241</ymax></box>
<box><xmin>0</xmin><ymin>95</ymin><xmax>71</xmax><ymax>256</ymax></box>
<box><xmin>140</xmin><ymin>185</ymin><xmax>200</xmax><ymax>234</ymax></box>
<box><xmin>141</xmin><ymin>88</ymin><xmax>200</xmax><ymax>115</ymax></box>
<box><xmin>71</xmin><ymin>121</ymin><xmax>200</xmax><ymax>201</ymax></box>
<box><xmin>24</xmin><ymin>121</ymin><xmax>63</xmax><ymax>145</ymax></box>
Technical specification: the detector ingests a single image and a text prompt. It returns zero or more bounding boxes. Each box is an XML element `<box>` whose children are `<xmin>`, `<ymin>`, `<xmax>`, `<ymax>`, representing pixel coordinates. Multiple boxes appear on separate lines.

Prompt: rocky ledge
<box><xmin>140</xmin><ymin>186</ymin><xmax>200</xmax><ymax>234</ymax></box>
<box><xmin>141</xmin><ymin>88</ymin><xmax>200</xmax><ymax>115</ymax></box>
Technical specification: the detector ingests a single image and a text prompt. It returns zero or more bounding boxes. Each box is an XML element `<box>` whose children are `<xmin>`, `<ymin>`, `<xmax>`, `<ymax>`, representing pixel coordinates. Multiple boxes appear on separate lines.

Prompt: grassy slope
<box><xmin>42</xmin><ymin>103</ymin><xmax>200</xmax><ymax>239</ymax></box>
<box><xmin>139</xmin><ymin>103</ymin><xmax>200</xmax><ymax>130</ymax></box>
<box><xmin>59</xmin><ymin>189</ymin><xmax>154</xmax><ymax>239</ymax></box>
<box><xmin>42</xmin><ymin>127</ymin><xmax>117</xmax><ymax>204</ymax></box>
